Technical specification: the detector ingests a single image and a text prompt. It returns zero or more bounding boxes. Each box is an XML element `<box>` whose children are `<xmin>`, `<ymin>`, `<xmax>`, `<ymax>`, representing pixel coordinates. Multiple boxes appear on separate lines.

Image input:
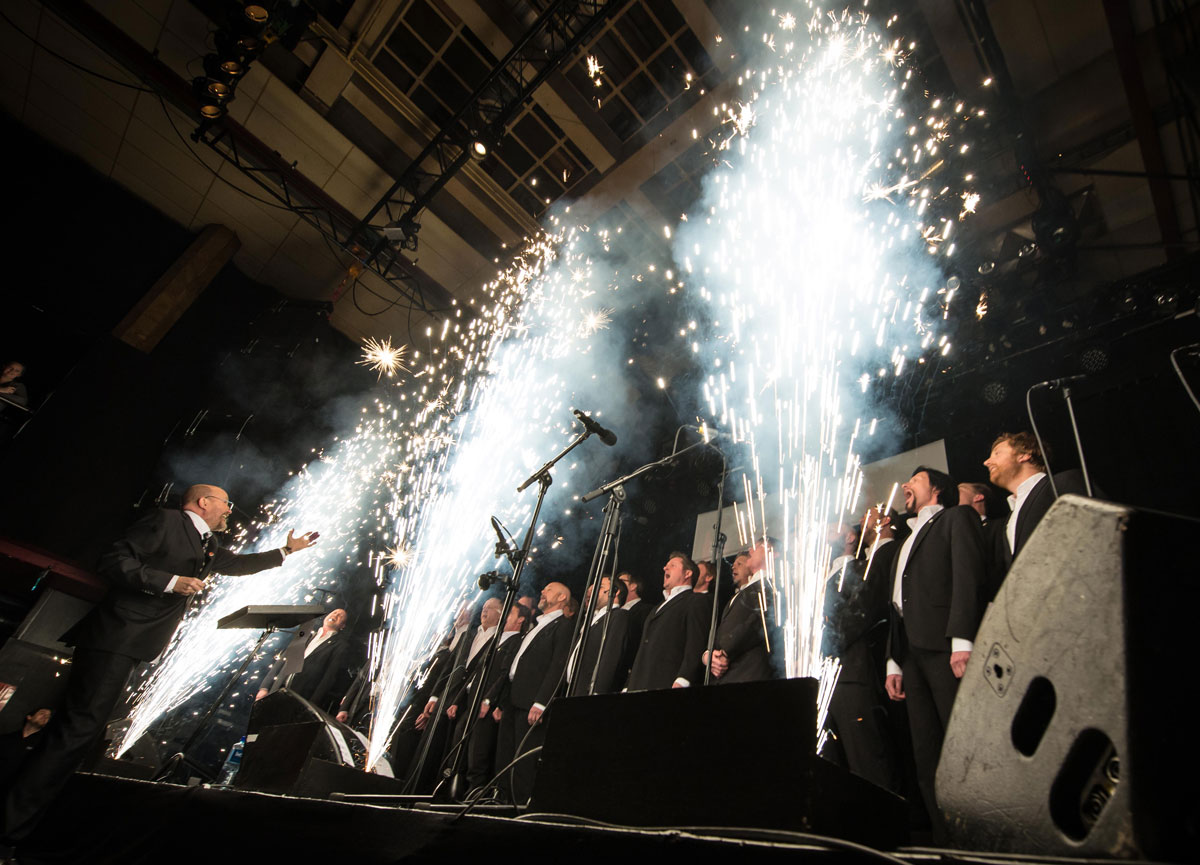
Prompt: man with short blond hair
<box><xmin>626</xmin><ymin>552</ymin><xmax>707</xmax><ymax>691</ymax></box>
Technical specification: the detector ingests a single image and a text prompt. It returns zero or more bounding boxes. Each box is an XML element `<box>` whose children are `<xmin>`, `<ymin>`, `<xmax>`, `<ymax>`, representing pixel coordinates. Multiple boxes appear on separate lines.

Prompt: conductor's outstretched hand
<box><xmin>285</xmin><ymin>530</ymin><xmax>320</xmax><ymax>554</ymax></box>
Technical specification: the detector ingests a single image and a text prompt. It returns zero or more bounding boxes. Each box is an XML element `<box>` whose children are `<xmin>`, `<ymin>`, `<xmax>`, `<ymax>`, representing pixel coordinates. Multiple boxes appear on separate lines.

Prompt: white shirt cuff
<box><xmin>532</xmin><ymin>702</ymin><xmax>546</xmax><ymax>711</ymax></box>
<box><xmin>951</xmin><ymin>638</ymin><xmax>974</xmax><ymax>655</ymax></box>
<box><xmin>886</xmin><ymin>658</ymin><xmax>902</xmax><ymax>677</ymax></box>
<box><xmin>164</xmin><ymin>576</ymin><xmax>179</xmax><ymax>593</ymax></box>
<box><xmin>673</xmin><ymin>677</ymin><xmax>691</xmax><ymax>688</ymax></box>
<box><xmin>428</xmin><ymin>696</ymin><xmax>439</xmax><ymax>704</ymax></box>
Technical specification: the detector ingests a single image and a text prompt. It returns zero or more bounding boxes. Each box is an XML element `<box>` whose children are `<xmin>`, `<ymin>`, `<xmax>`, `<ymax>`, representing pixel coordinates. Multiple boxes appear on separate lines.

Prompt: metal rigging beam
<box><xmin>38</xmin><ymin>0</ymin><xmax>456</xmax><ymax>315</ymax></box>
<box><xmin>349</xmin><ymin>0</ymin><xmax>632</xmax><ymax>273</ymax></box>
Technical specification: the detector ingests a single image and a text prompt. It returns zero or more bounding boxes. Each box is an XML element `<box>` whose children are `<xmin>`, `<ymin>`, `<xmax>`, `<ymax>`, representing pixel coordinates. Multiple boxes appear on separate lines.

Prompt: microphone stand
<box><xmin>1059</xmin><ymin>382</ymin><xmax>1093</xmax><ymax>497</ymax></box>
<box><xmin>565</xmin><ymin>490</ymin><xmax>624</xmax><ymax>697</ymax></box>
<box><xmin>433</xmin><ymin>429</ymin><xmax>592</xmax><ymax>801</ymax></box>
<box><xmin>701</xmin><ymin>448</ymin><xmax>729</xmax><ymax>685</ymax></box>
<box><xmin>1026</xmin><ymin>382</ymin><xmax>1094</xmax><ymax>499</ymax></box>
<box><xmin>568</xmin><ymin>438</ymin><xmax>712</xmax><ymax>695</ymax></box>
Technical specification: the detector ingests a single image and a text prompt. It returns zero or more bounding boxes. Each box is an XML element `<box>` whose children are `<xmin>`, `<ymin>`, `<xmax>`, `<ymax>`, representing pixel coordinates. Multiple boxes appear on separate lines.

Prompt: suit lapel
<box><xmin>905</xmin><ymin>508</ymin><xmax>944</xmax><ymax>563</ymax></box>
<box><xmin>1013</xmin><ymin>475</ymin><xmax>1051</xmax><ymax>553</ymax></box>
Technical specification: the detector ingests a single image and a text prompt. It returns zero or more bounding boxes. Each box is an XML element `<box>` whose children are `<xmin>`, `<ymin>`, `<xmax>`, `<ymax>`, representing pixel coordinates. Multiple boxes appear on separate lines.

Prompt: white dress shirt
<box><xmin>164</xmin><ymin>511</ymin><xmax>214</xmax><ymax>595</ymax></box>
<box><xmin>1006</xmin><ymin>471</ymin><xmax>1047</xmax><ymax>554</ymax></box>
<box><xmin>657</xmin><ymin>584</ymin><xmax>692</xmax><ymax>612</ymax></box>
<box><xmin>888</xmin><ymin>504</ymin><xmax>976</xmax><ymax>677</ymax></box>
<box><xmin>305</xmin><ymin>625</ymin><xmax>337</xmax><ymax>657</ymax></box>
<box><xmin>510</xmin><ymin>608</ymin><xmax>564</xmax><ymax>678</ymax></box>
<box><xmin>467</xmin><ymin>625</ymin><xmax>497</xmax><ymax>665</ymax></box>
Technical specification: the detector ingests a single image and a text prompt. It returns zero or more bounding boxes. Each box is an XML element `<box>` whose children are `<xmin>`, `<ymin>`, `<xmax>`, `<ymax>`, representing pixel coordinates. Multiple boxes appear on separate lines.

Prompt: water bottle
<box><xmin>217</xmin><ymin>737</ymin><xmax>245</xmax><ymax>786</ymax></box>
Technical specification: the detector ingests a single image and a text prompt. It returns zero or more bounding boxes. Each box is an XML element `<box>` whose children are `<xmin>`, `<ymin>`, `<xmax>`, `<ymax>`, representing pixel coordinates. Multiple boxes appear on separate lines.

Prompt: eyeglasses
<box><xmin>204</xmin><ymin>495</ymin><xmax>234</xmax><ymax>509</ymax></box>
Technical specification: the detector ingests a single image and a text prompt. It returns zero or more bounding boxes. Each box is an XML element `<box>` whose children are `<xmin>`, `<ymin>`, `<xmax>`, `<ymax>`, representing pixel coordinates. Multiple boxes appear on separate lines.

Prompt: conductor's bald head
<box><xmin>183</xmin><ymin>484</ymin><xmax>233</xmax><ymax>532</ymax></box>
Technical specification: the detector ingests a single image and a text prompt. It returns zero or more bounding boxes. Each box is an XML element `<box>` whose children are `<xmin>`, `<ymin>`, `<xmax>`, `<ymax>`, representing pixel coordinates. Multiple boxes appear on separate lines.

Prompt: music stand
<box><xmin>153</xmin><ymin>604</ymin><xmax>325</xmax><ymax>782</ymax></box>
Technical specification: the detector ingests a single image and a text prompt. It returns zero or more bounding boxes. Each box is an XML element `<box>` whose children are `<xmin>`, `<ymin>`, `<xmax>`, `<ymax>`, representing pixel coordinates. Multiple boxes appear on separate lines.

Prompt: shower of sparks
<box><xmin>115</xmin><ymin>417</ymin><xmax>398</xmax><ymax>756</ymax></box>
<box><xmin>579</xmin><ymin>307</ymin><xmax>614</xmax><ymax>336</ymax></box>
<box><xmin>678</xmin><ymin>3</ymin><xmax>978</xmax><ymax>741</ymax></box>
<box><xmin>364</xmin><ymin>225</ymin><xmax>627</xmax><ymax>770</ymax></box>
<box><xmin>585</xmin><ymin>55</ymin><xmax>604</xmax><ymax>85</ymax></box>
<box><xmin>358</xmin><ymin>337</ymin><xmax>408</xmax><ymax>380</ymax></box>
<box><xmin>123</xmin><ymin>1</ymin><xmax>983</xmax><ymax>765</ymax></box>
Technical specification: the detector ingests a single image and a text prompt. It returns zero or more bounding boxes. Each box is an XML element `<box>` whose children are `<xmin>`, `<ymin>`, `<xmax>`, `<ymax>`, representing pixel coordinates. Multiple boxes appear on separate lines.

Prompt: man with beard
<box><xmin>1</xmin><ymin>485</ymin><xmax>317</xmax><ymax>849</ymax></box>
<box><xmin>884</xmin><ymin>467</ymin><xmax>987</xmax><ymax>838</ymax></box>
<box><xmin>487</xmin><ymin>582</ymin><xmax>572</xmax><ymax>804</ymax></box>
<box><xmin>708</xmin><ymin>543</ymin><xmax>777</xmax><ymax>683</ymax></box>
<box><xmin>983</xmin><ymin>432</ymin><xmax>1091</xmax><ymax>591</ymax></box>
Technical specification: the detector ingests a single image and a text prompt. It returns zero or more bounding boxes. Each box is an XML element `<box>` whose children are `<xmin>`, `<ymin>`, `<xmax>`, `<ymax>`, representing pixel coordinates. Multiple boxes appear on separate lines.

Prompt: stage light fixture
<box><xmin>244</xmin><ymin>5</ymin><xmax>269</xmax><ymax>25</ymax></box>
<box><xmin>1079</xmin><ymin>346</ymin><xmax>1110</xmax><ymax>374</ymax></box>
<box><xmin>215</xmin><ymin>31</ymin><xmax>264</xmax><ymax>63</ymax></box>
<box><xmin>471</xmin><ymin>140</ymin><xmax>488</xmax><ymax>158</ymax></box>
<box><xmin>981</xmin><ymin>380</ymin><xmax>1009</xmax><ymax>405</ymax></box>
<box><xmin>200</xmin><ymin>103</ymin><xmax>227</xmax><ymax>120</ymax></box>
<box><xmin>204</xmin><ymin>53</ymin><xmax>246</xmax><ymax>86</ymax></box>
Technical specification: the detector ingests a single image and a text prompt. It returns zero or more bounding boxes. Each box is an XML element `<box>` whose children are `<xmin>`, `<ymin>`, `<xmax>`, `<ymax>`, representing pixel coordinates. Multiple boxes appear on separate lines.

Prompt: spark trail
<box><xmin>365</xmin><ymin>224</ymin><xmax>634</xmax><ymax>768</ymax></box>
<box><xmin>116</xmin><ymin>411</ymin><xmax>399</xmax><ymax>755</ymax></box>
<box><xmin>677</xmin><ymin>3</ymin><xmax>977</xmax><ymax>739</ymax></box>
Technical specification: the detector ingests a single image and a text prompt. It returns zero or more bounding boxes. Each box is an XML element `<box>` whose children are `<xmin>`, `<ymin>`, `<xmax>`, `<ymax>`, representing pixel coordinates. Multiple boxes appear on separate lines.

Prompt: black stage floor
<box><xmin>11</xmin><ymin>773</ymin><xmax>1162</xmax><ymax>865</ymax></box>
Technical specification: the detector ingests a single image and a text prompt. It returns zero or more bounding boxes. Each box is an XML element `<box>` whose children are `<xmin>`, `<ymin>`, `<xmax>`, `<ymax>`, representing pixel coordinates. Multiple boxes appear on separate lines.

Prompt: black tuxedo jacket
<box><xmin>490</xmin><ymin>614</ymin><xmax>572</xmax><ymax>710</ymax></box>
<box><xmin>1001</xmin><ymin>470</ymin><xmax>1091</xmax><ymax>566</ymax></box>
<box><xmin>573</xmin><ymin>608</ymin><xmax>631</xmax><ymax>695</ymax></box>
<box><xmin>624</xmin><ymin>599</ymin><xmax>652</xmax><ymax>646</ymax></box>
<box><xmin>454</xmin><ymin>632</ymin><xmax>522</xmax><ymax>711</ymax></box>
<box><xmin>887</xmin><ymin>505</ymin><xmax>987</xmax><ymax>661</ymax></box>
<box><xmin>715</xmin><ymin>581</ymin><xmax>777</xmax><ymax>684</ymax></box>
<box><xmin>64</xmin><ymin>508</ymin><xmax>284</xmax><ymax>660</ymax></box>
<box><xmin>823</xmin><ymin>541</ymin><xmax>895</xmax><ymax>659</ymax></box>
<box><xmin>626</xmin><ymin>590</ymin><xmax>708</xmax><ymax>691</ymax></box>
<box><xmin>261</xmin><ymin>625</ymin><xmax>350</xmax><ymax>711</ymax></box>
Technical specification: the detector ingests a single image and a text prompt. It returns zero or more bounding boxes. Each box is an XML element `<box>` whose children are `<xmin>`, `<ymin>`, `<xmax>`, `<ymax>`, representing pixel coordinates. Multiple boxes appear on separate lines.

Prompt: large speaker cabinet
<box><xmin>937</xmin><ymin>495</ymin><xmax>1196</xmax><ymax>860</ymax></box>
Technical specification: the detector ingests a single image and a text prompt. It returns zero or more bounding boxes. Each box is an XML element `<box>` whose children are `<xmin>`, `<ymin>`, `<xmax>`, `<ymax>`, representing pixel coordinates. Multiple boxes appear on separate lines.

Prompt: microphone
<box><xmin>573</xmin><ymin>409</ymin><xmax>617</xmax><ymax>446</ymax></box>
<box><xmin>490</xmin><ymin>516</ymin><xmax>511</xmax><ymax>559</ymax></box>
<box><xmin>1037</xmin><ymin>374</ymin><xmax>1088</xmax><ymax>389</ymax></box>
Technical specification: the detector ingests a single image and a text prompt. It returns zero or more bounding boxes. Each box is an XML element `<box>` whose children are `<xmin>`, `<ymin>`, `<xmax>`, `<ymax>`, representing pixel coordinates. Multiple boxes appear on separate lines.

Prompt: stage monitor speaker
<box><xmin>235</xmin><ymin>690</ymin><xmax>400</xmax><ymax>798</ymax></box>
<box><xmin>938</xmin><ymin>495</ymin><xmax>1196</xmax><ymax>861</ymax></box>
<box><xmin>531</xmin><ymin>678</ymin><xmax>906</xmax><ymax>849</ymax></box>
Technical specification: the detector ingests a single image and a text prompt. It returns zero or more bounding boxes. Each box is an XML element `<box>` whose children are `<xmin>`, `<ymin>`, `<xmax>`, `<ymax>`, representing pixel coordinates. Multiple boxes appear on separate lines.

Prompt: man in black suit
<box><xmin>884</xmin><ymin>467</ymin><xmax>987</xmax><ymax>837</ymax></box>
<box><xmin>618</xmin><ymin>571</ymin><xmax>653</xmax><ymax>647</ymax></box>
<box><xmin>984</xmin><ymin>431</ymin><xmax>1091</xmax><ymax>581</ymax></box>
<box><xmin>255</xmin><ymin>608</ymin><xmax>350</xmax><ymax>713</ymax></box>
<box><xmin>486</xmin><ymin>581</ymin><xmax>572</xmax><ymax>804</ymax></box>
<box><xmin>823</xmin><ymin>514</ymin><xmax>899</xmax><ymax>791</ymax></box>
<box><xmin>708</xmin><ymin>544</ymin><xmax>777</xmax><ymax>684</ymax></box>
<box><xmin>0</xmin><ymin>484</ymin><xmax>317</xmax><ymax>846</ymax></box>
<box><xmin>626</xmin><ymin>553</ymin><xmax>707</xmax><ymax>691</ymax></box>
<box><xmin>446</xmin><ymin>602</ymin><xmax>530</xmax><ymax>792</ymax></box>
<box><xmin>568</xmin><ymin>575</ymin><xmax>631</xmax><ymax>695</ymax></box>
<box><xmin>383</xmin><ymin>603</ymin><xmax>472</xmax><ymax>783</ymax></box>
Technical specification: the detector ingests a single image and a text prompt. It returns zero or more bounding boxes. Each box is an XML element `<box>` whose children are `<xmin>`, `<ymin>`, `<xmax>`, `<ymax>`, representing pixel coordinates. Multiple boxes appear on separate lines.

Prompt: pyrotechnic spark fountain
<box><xmin>124</xmin><ymin>0</ymin><xmax>980</xmax><ymax>767</ymax></box>
<box><xmin>116</xmin><ymin>413</ymin><xmax>399</xmax><ymax>756</ymax></box>
<box><xmin>364</xmin><ymin>225</ymin><xmax>637</xmax><ymax>769</ymax></box>
<box><xmin>676</xmin><ymin>3</ymin><xmax>978</xmax><ymax>743</ymax></box>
